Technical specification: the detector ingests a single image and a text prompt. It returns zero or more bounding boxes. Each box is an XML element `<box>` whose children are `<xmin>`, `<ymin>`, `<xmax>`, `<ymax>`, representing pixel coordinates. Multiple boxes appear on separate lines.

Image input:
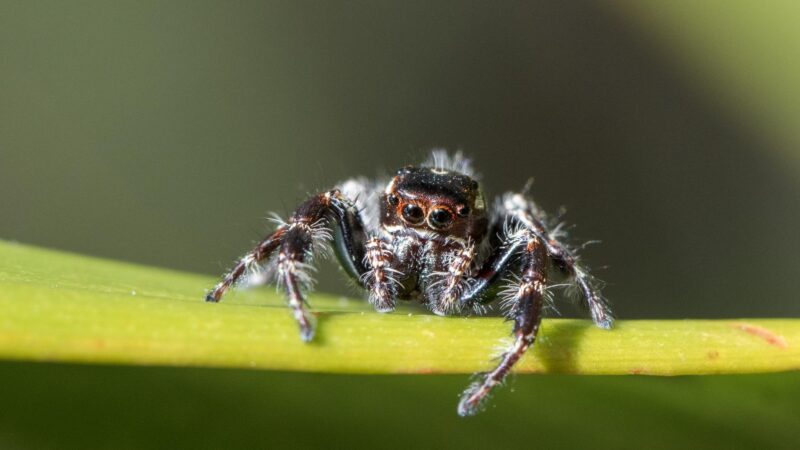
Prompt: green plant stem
<box><xmin>0</xmin><ymin>240</ymin><xmax>798</xmax><ymax>375</ymax></box>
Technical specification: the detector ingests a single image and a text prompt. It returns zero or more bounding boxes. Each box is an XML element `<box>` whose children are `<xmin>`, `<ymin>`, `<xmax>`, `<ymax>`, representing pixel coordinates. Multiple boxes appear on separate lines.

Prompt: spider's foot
<box><xmin>429</xmin><ymin>302</ymin><xmax>461</xmax><ymax>317</ymax></box>
<box><xmin>293</xmin><ymin>310</ymin><xmax>317</xmax><ymax>343</ymax></box>
<box><xmin>205</xmin><ymin>290</ymin><xmax>221</xmax><ymax>303</ymax></box>
<box><xmin>373</xmin><ymin>303</ymin><xmax>396</xmax><ymax>314</ymax></box>
<box><xmin>299</xmin><ymin>326</ymin><xmax>315</xmax><ymax>343</ymax></box>
<box><xmin>590</xmin><ymin>303</ymin><xmax>614</xmax><ymax>329</ymax></box>
<box><xmin>430</xmin><ymin>308</ymin><xmax>448</xmax><ymax>317</ymax></box>
<box><xmin>457</xmin><ymin>379</ymin><xmax>493</xmax><ymax>417</ymax></box>
<box><xmin>595</xmin><ymin>317</ymin><xmax>614</xmax><ymax>330</ymax></box>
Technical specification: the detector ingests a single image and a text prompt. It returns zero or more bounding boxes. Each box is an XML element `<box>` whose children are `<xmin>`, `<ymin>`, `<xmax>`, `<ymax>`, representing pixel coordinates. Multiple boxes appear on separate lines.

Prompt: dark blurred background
<box><xmin>3</xmin><ymin>1</ymin><xmax>799</xmax><ymax>319</ymax></box>
<box><xmin>2</xmin><ymin>2</ymin><xmax>800</xmax><ymax>448</ymax></box>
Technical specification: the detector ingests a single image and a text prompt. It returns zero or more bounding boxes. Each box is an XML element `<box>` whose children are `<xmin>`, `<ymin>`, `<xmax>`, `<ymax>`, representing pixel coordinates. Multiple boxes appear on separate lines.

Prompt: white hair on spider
<box><xmin>423</xmin><ymin>149</ymin><xmax>477</xmax><ymax>178</ymax></box>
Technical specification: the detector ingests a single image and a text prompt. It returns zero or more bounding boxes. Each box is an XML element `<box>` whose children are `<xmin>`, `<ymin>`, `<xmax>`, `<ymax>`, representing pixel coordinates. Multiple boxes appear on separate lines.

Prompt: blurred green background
<box><xmin>1</xmin><ymin>1</ymin><xmax>799</xmax><ymax>448</ymax></box>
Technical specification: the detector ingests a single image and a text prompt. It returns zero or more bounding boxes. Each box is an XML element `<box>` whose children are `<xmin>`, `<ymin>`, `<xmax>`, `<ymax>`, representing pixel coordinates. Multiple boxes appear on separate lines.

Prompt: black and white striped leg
<box><xmin>458</xmin><ymin>233</ymin><xmax>547</xmax><ymax>416</ymax></box>
<box><xmin>503</xmin><ymin>193</ymin><xmax>613</xmax><ymax>329</ymax></box>
<box><xmin>362</xmin><ymin>237</ymin><xmax>399</xmax><ymax>312</ymax></box>
<box><xmin>430</xmin><ymin>241</ymin><xmax>476</xmax><ymax>316</ymax></box>
<box><xmin>276</xmin><ymin>220</ymin><xmax>326</xmax><ymax>342</ymax></box>
<box><xmin>547</xmin><ymin>241</ymin><xmax>612</xmax><ymax>329</ymax></box>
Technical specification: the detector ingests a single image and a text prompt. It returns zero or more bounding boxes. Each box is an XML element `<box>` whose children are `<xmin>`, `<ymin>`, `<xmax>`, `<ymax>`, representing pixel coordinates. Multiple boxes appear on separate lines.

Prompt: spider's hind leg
<box><xmin>502</xmin><ymin>193</ymin><xmax>613</xmax><ymax>329</ymax></box>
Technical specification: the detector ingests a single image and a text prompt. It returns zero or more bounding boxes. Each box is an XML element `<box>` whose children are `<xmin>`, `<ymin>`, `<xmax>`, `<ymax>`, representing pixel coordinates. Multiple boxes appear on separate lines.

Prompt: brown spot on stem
<box><xmin>629</xmin><ymin>367</ymin><xmax>646</xmax><ymax>375</ymax></box>
<box><xmin>736</xmin><ymin>323</ymin><xmax>788</xmax><ymax>349</ymax></box>
<box><xmin>707</xmin><ymin>350</ymin><xmax>720</xmax><ymax>360</ymax></box>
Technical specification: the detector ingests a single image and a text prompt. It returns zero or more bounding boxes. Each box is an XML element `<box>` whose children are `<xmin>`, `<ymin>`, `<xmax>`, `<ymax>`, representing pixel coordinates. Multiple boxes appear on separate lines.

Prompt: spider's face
<box><xmin>380</xmin><ymin>166</ymin><xmax>488</xmax><ymax>241</ymax></box>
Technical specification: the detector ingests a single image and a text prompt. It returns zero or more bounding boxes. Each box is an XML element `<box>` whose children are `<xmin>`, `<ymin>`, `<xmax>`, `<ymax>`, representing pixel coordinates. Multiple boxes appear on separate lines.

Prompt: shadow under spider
<box><xmin>534</xmin><ymin>319</ymin><xmax>594</xmax><ymax>374</ymax></box>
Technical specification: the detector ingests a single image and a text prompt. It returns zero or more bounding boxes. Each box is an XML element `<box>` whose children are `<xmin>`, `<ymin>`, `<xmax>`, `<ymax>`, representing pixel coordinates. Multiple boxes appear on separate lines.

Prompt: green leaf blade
<box><xmin>1</xmin><ymin>240</ymin><xmax>798</xmax><ymax>375</ymax></box>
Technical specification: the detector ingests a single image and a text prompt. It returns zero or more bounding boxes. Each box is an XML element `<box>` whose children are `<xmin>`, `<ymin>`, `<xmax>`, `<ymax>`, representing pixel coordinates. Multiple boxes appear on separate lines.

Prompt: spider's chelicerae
<box><xmin>206</xmin><ymin>151</ymin><xmax>613</xmax><ymax>416</ymax></box>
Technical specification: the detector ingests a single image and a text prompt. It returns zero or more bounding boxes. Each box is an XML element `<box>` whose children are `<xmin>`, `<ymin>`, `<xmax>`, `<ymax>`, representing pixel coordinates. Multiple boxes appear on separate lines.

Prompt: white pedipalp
<box><xmin>427</xmin><ymin>240</ymin><xmax>476</xmax><ymax>315</ymax></box>
<box><xmin>361</xmin><ymin>236</ymin><xmax>403</xmax><ymax>311</ymax></box>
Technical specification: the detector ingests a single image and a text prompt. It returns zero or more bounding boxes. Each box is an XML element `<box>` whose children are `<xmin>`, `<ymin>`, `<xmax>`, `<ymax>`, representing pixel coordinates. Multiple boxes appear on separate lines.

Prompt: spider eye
<box><xmin>402</xmin><ymin>204</ymin><xmax>425</xmax><ymax>224</ymax></box>
<box><xmin>387</xmin><ymin>194</ymin><xmax>399</xmax><ymax>206</ymax></box>
<box><xmin>456</xmin><ymin>205</ymin><xmax>470</xmax><ymax>217</ymax></box>
<box><xmin>428</xmin><ymin>208</ymin><xmax>454</xmax><ymax>229</ymax></box>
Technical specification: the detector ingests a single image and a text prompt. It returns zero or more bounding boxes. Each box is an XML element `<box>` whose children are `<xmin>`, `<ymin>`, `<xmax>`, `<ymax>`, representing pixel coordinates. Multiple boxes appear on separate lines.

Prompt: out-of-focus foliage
<box><xmin>2</xmin><ymin>1</ymin><xmax>799</xmax><ymax>322</ymax></box>
<box><xmin>617</xmin><ymin>1</ymin><xmax>800</xmax><ymax>166</ymax></box>
<box><xmin>1</xmin><ymin>363</ymin><xmax>799</xmax><ymax>449</ymax></box>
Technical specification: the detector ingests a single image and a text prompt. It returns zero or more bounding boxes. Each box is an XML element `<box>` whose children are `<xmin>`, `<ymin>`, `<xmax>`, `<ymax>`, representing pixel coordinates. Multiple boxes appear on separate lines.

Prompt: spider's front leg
<box><xmin>454</xmin><ymin>193</ymin><xmax>614</xmax><ymax>415</ymax></box>
<box><xmin>458</xmin><ymin>232</ymin><xmax>547</xmax><ymax>416</ymax></box>
<box><xmin>206</xmin><ymin>189</ymin><xmax>368</xmax><ymax>342</ymax></box>
<box><xmin>503</xmin><ymin>193</ymin><xmax>614</xmax><ymax>329</ymax></box>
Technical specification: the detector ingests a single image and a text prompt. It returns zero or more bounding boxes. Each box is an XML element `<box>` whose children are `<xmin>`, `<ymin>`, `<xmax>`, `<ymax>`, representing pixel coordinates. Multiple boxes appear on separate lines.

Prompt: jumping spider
<box><xmin>206</xmin><ymin>151</ymin><xmax>612</xmax><ymax>416</ymax></box>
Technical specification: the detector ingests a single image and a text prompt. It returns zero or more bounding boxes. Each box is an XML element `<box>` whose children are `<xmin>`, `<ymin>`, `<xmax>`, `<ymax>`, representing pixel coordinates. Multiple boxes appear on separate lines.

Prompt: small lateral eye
<box><xmin>387</xmin><ymin>194</ymin><xmax>399</xmax><ymax>206</ymax></box>
<box><xmin>428</xmin><ymin>208</ymin><xmax>454</xmax><ymax>229</ymax></box>
<box><xmin>402</xmin><ymin>204</ymin><xmax>425</xmax><ymax>224</ymax></box>
<box><xmin>456</xmin><ymin>205</ymin><xmax>470</xmax><ymax>217</ymax></box>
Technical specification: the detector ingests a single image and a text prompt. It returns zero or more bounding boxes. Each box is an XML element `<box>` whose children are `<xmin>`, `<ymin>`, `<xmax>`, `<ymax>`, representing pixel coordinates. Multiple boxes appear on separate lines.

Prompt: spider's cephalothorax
<box><xmin>380</xmin><ymin>165</ymin><xmax>488</xmax><ymax>241</ymax></box>
<box><xmin>206</xmin><ymin>151</ymin><xmax>613</xmax><ymax>416</ymax></box>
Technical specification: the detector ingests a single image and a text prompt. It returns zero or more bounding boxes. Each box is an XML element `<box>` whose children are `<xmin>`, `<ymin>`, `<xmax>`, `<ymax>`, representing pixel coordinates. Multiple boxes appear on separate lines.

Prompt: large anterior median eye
<box><xmin>402</xmin><ymin>204</ymin><xmax>425</xmax><ymax>224</ymax></box>
<box><xmin>428</xmin><ymin>208</ymin><xmax>454</xmax><ymax>229</ymax></box>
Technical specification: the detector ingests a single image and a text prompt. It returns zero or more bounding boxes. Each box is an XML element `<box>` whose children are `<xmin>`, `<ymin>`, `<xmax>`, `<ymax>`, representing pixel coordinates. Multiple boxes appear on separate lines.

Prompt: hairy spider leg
<box><xmin>361</xmin><ymin>236</ymin><xmax>399</xmax><ymax>312</ymax></box>
<box><xmin>458</xmin><ymin>233</ymin><xmax>547</xmax><ymax>416</ymax></box>
<box><xmin>427</xmin><ymin>240</ymin><xmax>477</xmax><ymax>316</ymax></box>
<box><xmin>503</xmin><ymin>193</ymin><xmax>613</xmax><ymax>329</ymax></box>
<box><xmin>206</xmin><ymin>189</ymin><xmax>370</xmax><ymax>342</ymax></box>
<box><xmin>205</xmin><ymin>227</ymin><xmax>287</xmax><ymax>303</ymax></box>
